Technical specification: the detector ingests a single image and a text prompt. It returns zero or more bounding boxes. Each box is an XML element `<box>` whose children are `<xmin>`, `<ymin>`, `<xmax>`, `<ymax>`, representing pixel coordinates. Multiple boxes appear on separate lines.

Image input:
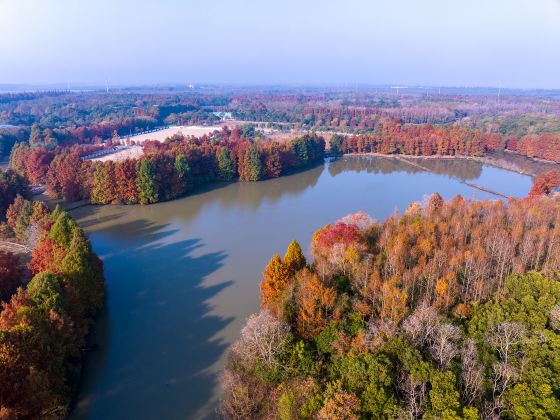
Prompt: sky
<box><xmin>1</xmin><ymin>0</ymin><xmax>559</xmax><ymax>89</ymax></box>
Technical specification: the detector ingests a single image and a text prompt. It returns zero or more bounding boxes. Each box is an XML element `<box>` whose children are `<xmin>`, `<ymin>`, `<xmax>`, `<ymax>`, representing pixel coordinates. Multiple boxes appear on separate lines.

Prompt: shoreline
<box><xmin>341</xmin><ymin>152</ymin><xmax>554</xmax><ymax>178</ymax></box>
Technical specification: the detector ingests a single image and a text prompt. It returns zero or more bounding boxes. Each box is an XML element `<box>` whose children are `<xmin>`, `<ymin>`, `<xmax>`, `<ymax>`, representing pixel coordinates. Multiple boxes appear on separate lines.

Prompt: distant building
<box><xmin>213</xmin><ymin>111</ymin><xmax>233</xmax><ymax>121</ymax></box>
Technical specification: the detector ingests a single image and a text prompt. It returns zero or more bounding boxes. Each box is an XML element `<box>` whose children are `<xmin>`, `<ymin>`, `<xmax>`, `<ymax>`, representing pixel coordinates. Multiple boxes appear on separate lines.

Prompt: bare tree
<box><xmin>481</xmin><ymin>396</ymin><xmax>505</xmax><ymax>420</ymax></box>
<box><xmin>485</xmin><ymin>321</ymin><xmax>525</xmax><ymax>365</ymax></box>
<box><xmin>230</xmin><ymin>310</ymin><xmax>291</xmax><ymax>370</ymax></box>
<box><xmin>402</xmin><ymin>303</ymin><xmax>440</xmax><ymax>347</ymax></box>
<box><xmin>491</xmin><ymin>361</ymin><xmax>519</xmax><ymax>398</ymax></box>
<box><xmin>429</xmin><ymin>323</ymin><xmax>461</xmax><ymax>369</ymax></box>
<box><xmin>486</xmin><ymin>322</ymin><xmax>525</xmax><ymax>398</ymax></box>
<box><xmin>365</xmin><ymin>318</ymin><xmax>397</xmax><ymax>349</ymax></box>
<box><xmin>549</xmin><ymin>304</ymin><xmax>560</xmax><ymax>331</ymax></box>
<box><xmin>397</xmin><ymin>370</ymin><xmax>427</xmax><ymax>419</ymax></box>
<box><xmin>460</xmin><ymin>339</ymin><xmax>484</xmax><ymax>405</ymax></box>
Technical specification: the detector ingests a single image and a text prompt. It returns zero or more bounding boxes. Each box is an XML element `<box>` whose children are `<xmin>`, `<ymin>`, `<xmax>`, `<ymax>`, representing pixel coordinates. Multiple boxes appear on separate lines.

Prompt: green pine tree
<box><xmin>217</xmin><ymin>148</ymin><xmax>234</xmax><ymax>180</ymax></box>
<box><xmin>244</xmin><ymin>145</ymin><xmax>263</xmax><ymax>181</ymax></box>
<box><xmin>136</xmin><ymin>158</ymin><xmax>159</xmax><ymax>204</ymax></box>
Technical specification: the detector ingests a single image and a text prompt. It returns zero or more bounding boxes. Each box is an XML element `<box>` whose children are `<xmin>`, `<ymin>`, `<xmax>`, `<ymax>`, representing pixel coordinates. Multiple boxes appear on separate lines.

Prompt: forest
<box><xmin>9</xmin><ymin>130</ymin><xmax>325</xmax><ymax>204</ymax></box>
<box><xmin>221</xmin><ymin>193</ymin><xmax>560</xmax><ymax>419</ymax></box>
<box><xmin>331</xmin><ymin>122</ymin><xmax>560</xmax><ymax>163</ymax></box>
<box><xmin>2</xmin><ymin>88</ymin><xmax>560</xmax><ymax>160</ymax></box>
<box><xmin>0</xmin><ymin>169</ymin><xmax>105</xmax><ymax>417</ymax></box>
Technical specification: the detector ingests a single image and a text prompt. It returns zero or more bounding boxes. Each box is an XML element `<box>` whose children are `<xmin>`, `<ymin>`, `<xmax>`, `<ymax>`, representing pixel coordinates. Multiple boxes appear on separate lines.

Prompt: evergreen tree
<box><xmin>330</xmin><ymin>134</ymin><xmax>344</xmax><ymax>155</ymax></box>
<box><xmin>49</xmin><ymin>210</ymin><xmax>78</xmax><ymax>246</ymax></box>
<box><xmin>244</xmin><ymin>145</ymin><xmax>263</xmax><ymax>182</ymax></box>
<box><xmin>58</xmin><ymin>228</ymin><xmax>104</xmax><ymax>315</ymax></box>
<box><xmin>136</xmin><ymin>158</ymin><xmax>159</xmax><ymax>204</ymax></box>
<box><xmin>217</xmin><ymin>148</ymin><xmax>234</xmax><ymax>180</ymax></box>
<box><xmin>91</xmin><ymin>163</ymin><xmax>115</xmax><ymax>204</ymax></box>
<box><xmin>173</xmin><ymin>154</ymin><xmax>192</xmax><ymax>195</ymax></box>
<box><xmin>29</xmin><ymin>123</ymin><xmax>43</xmax><ymax>145</ymax></box>
<box><xmin>27</xmin><ymin>271</ymin><xmax>66</xmax><ymax>314</ymax></box>
<box><xmin>292</xmin><ymin>137</ymin><xmax>309</xmax><ymax>165</ymax></box>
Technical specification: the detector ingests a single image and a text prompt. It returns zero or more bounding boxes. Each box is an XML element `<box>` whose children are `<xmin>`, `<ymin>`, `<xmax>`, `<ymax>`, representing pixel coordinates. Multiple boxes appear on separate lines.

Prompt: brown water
<box><xmin>70</xmin><ymin>156</ymin><xmax>533</xmax><ymax>419</ymax></box>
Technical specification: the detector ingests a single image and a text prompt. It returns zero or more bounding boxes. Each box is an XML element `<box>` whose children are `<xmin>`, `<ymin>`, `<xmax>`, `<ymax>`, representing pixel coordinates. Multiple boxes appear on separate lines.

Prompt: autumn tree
<box><xmin>295</xmin><ymin>270</ymin><xmax>336</xmax><ymax>339</ymax></box>
<box><xmin>260</xmin><ymin>254</ymin><xmax>292</xmax><ymax>311</ymax></box>
<box><xmin>264</xmin><ymin>145</ymin><xmax>282</xmax><ymax>178</ymax></box>
<box><xmin>114</xmin><ymin>159</ymin><xmax>139</xmax><ymax>204</ymax></box>
<box><xmin>283</xmin><ymin>240</ymin><xmax>306</xmax><ymax>273</ymax></box>
<box><xmin>527</xmin><ymin>170</ymin><xmax>560</xmax><ymax>198</ymax></box>
<box><xmin>46</xmin><ymin>153</ymin><xmax>83</xmax><ymax>201</ymax></box>
<box><xmin>241</xmin><ymin>145</ymin><xmax>263</xmax><ymax>182</ymax></box>
<box><xmin>0</xmin><ymin>251</ymin><xmax>22</xmax><ymax>302</ymax></box>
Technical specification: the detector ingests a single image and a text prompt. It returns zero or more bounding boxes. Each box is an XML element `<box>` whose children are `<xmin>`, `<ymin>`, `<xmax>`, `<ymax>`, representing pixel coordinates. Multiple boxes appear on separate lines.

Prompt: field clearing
<box><xmin>91</xmin><ymin>145</ymin><xmax>144</xmax><ymax>162</ymax></box>
<box><xmin>127</xmin><ymin>125</ymin><xmax>224</xmax><ymax>143</ymax></box>
<box><xmin>89</xmin><ymin>123</ymin><xmax>304</xmax><ymax>162</ymax></box>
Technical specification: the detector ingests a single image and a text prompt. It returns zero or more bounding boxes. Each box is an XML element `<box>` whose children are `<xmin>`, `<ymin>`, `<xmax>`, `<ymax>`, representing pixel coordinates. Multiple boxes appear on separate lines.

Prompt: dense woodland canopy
<box><xmin>9</xmin><ymin>129</ymin><xmax>325</xmax><ymax>205</ymax></box>
<box><xmin>222</xmin><ymin>195</ymin><xmax>560</xmax><ymax>419</ymax></box>
<box><xmin>0</xmin><ymin>171</ymin><xmax>105</xmax><ymax>417</ymax></box>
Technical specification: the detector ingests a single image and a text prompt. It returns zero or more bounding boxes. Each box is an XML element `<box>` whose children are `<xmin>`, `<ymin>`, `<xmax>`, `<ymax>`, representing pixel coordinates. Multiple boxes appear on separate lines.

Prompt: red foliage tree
<box><xmin>527</xmin><ymin>170</ymin><xmax>560</xmax><ymax>199</ymax></box>
<box><xmin>0</xmin><ymin>251</ymin><xmax>22</xmax><ymax>302</ymax></box>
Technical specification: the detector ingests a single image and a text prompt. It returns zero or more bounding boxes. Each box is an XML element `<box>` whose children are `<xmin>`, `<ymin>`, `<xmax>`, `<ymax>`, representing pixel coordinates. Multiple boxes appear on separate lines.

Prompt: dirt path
<box><xmin>0</xmin><ymin>240</ymin><xmax>32</xmax><ymax>254</ymax></box>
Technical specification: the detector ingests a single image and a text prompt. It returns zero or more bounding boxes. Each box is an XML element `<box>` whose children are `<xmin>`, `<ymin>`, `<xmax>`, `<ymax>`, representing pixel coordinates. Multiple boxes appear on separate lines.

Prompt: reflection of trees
<box><xmin>414</xmin><ymin>159</ymin><xmax>482</xmax><ymax>181</ymax></box>
<box><xmin>214</xmin><ymin>163</ymin><xmax>324</xmax><ymax>211</ymax></box>
<box><xmin>162</xmin><ymin>163</ymin><xmax>324</xmax><ymax>220</ymax></box>
<box><xmin>72</xmin><ymin>163</ymin><xmax>325</xmax><ymax>228</ymax></box>
<box><xmin>69</xmin><ymin>218</ymin><xmax>233</xmax><ymax>419</ymax></box>
<box><xmin>328</xmin><ymin>156</ymin><xmax>483</xmax><ymax>181</ymax></box>
<box><xmin>488</xmin><ymin>150</ymin><xmax>560</xmax><ymax>176</ymax></box>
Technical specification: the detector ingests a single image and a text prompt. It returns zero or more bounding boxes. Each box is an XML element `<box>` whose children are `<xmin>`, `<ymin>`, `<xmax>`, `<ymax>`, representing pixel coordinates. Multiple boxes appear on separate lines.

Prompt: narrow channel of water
<box><xmin>70</xmin><ymin>156</ymin><xmax>532</xmax><ymax>419</ymax></box>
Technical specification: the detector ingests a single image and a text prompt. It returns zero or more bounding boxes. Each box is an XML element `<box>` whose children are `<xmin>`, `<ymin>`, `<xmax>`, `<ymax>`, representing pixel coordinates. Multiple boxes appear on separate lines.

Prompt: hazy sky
<box><xmin>1</xmin><ymin>0</ymin><xmax>559</xmax><ymax>88</ymax></box>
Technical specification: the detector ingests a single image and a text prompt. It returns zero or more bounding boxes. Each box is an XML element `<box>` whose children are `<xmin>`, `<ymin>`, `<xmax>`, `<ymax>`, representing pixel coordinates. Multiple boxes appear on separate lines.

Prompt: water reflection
<box><xmin>488</xmin><ymin>150</ymin><xmax>560</xmax><ymax>176</ymax></box>
<box><xmin>328</xmin><ymin>155</ymin><xmax>483</xmax><ymax>181</ymax></box>
<box><xmin>72</xmin><ymin>219</ymin><xmax>232</xmax><ymax>419</ymax></box>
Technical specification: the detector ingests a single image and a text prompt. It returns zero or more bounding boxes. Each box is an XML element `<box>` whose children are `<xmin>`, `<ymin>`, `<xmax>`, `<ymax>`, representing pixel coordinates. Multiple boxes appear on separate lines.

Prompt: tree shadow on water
<box><xmin>72</xmin><ymin>218</ymin><xmax>233</xmax><ymax>420</ymax></box>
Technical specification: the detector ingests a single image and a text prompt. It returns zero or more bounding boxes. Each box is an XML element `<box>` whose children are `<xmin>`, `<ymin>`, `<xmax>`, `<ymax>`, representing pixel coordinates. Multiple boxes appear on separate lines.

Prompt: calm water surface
<box><xmin>70</xmin><ymin>156</ymin><xmax>532</xmax><ymax>419</ymax></box>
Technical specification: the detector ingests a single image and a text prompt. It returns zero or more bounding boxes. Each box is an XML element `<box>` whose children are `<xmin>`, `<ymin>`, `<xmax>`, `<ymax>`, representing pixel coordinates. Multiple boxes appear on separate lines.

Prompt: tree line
<box><xmin>10</xmin><ymin>131</ymin><xmax>326</xmax><ymax>205</ymax></box>
<box><xmin>0</xmin><ymin>188</ymin><xmax>105</xmax><ymax>417</ymax></box>
<box><xmin>330</xmin><ymin>122</ymin><xmax>560</xmax><ymax>164</ymax></box>
<box><xmin>221</xmin><ymin>195</ymin><xmax>560</xmax><ymax>419</ymax></box>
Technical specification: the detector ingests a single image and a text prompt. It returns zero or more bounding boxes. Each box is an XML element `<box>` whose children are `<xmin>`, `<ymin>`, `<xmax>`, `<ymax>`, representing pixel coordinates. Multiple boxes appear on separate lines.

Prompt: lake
<box><xmin>70</xmin><ymin>156</ymin><xmax>533</xmax><ymax>419</ymax></box>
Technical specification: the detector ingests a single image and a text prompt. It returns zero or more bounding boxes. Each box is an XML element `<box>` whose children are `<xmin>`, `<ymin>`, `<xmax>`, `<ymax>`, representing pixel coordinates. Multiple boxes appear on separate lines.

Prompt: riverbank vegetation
<box><xmin>330</xmin><ymin>123</ymin><xmax>560</xmax><ymax>164</ymax></box>
<box><xmin>221</xmin><ymin>195</ymin><xmax>560</xmax><ymax>419</ymax></box>
<box><xmin>0</xmin><ymin>173</ymin><xmax>105</xmax><ymax>417</ymax></box>
<box><xmin>10</xmin><ymin>130</ymin><xmax>325</xmax><ymax>205</ymax></box>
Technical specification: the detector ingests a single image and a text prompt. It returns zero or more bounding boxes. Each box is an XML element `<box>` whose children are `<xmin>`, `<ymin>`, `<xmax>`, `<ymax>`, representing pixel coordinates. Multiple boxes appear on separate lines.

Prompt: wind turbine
<box><xmin>391</xmin><ymin>85</ymin><xmax>406</xmax><ymax>96</ymax></box>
